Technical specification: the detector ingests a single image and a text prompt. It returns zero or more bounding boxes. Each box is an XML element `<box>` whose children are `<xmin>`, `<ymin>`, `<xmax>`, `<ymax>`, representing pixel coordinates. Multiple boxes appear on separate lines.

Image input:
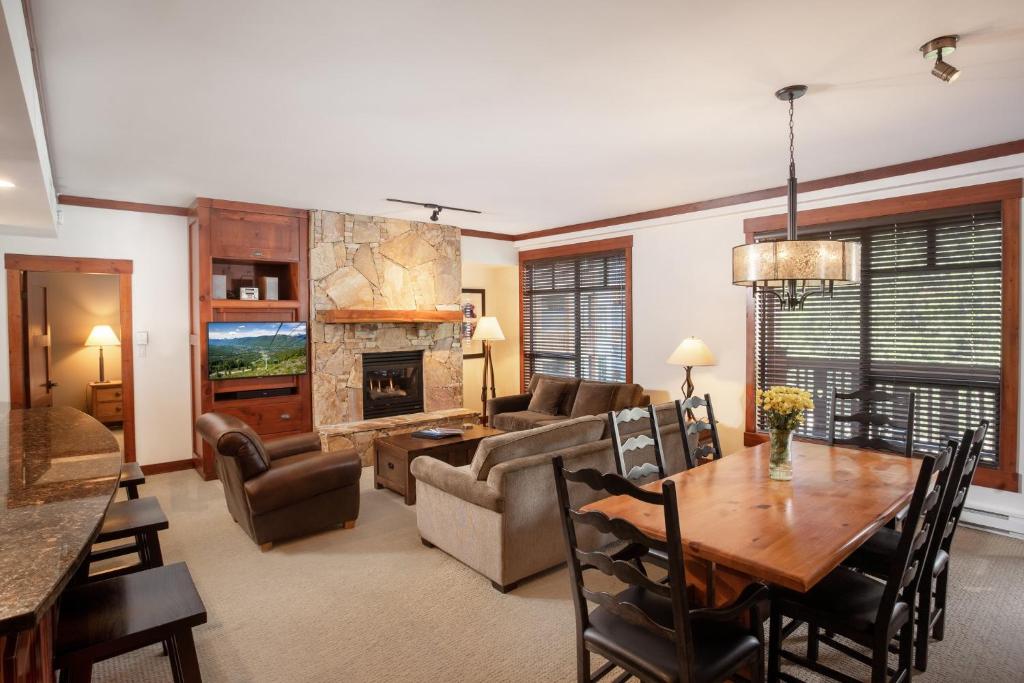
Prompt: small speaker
<box><xmin>212</xmin><ymin>274</ymin><xmax>227</xmax><ymax>299</ymax></box>
<box><xmin>258</xmin><ymin>276</ymin><xmax>279</xmax><ymax>301</ymax></box>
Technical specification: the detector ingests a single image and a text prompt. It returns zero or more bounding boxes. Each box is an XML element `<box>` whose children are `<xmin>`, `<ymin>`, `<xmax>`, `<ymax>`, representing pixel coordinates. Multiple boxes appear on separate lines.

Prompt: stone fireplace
<box><xmin>309</xmin><ymin>210</ymin><xmax>463</xmax><ymax>427</ymax></box>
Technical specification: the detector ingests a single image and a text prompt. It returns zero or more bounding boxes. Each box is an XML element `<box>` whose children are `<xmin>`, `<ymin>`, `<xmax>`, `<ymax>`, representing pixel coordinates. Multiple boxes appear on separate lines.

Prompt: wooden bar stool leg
<box><xmin>166</xmin><ymin>637</ymin><xmax>182</xmax><ymax>680</ymax></box>
<box><xmin>126</xmin><ymin>483</ymin><xmax>140</xmax><ymax>500</ymax></box>
<box><xmin>144</xmin><ymin>530</ymin><xmax>164</xmax><ymax>568</ymax></box>
<box><xmin>171</xmin><ymin>628</ymin><xmax>202</xmax><ymax>683</ymax></box>
<box><xmin>61</xmin><ymin>656</ymin><xmax>93</xmax><ymax>683</ymax></box>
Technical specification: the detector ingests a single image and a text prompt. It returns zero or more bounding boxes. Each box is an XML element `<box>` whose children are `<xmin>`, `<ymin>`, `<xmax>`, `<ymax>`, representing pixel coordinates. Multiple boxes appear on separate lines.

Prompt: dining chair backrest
<box><xmin>608</xmin><ymin>405</ymin><xmax>667</xmax><ymax>482</ymax></box>
<box><xmin>918</xmin><ymin>426</ymin><xmax>977</xmax><ymax>586</ymax></box>
<box><xmin>674</xmin><ymin>394</ymin><xmax>724</xmax><ymax>470</ymax></box>
<box><xmin>828</xmin><ymin>388</ymin><xmax>916</xmax><ymax>457</ymax></box>
<box><xmin>940</xmin><ymin>420</ymin><xmax>989</xmax><ymax>555</ymax></box>
<box><xmin>878</xmin><ymin>442</ymin><xmax>954</xmax><ymax>622</ymax></box>
<box><xmin>551</xmin><ymin>456</ymin><xmax>697</xmax><ymax>680</ymax></box>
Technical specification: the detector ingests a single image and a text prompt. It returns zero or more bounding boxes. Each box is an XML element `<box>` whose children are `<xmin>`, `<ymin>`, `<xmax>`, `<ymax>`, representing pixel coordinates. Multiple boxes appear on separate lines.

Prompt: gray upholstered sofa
<box><xmin>486</xmin><ymin>373</ymin><xmax>651</xmax><ymax>432</ymax></box>
<box><xmin>411</xmin><ymin>405</ymin><xmax>684</xmax><ymax>592</ymax></box>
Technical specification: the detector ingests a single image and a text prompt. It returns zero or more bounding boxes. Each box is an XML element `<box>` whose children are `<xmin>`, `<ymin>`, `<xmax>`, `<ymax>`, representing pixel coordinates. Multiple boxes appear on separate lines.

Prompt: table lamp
<box><xmin>85</xmin><ymin>324</ymin><xmax>120</xmax><ymax>383</ymax></box>
<box><xmin>472</xmin><ymin>316</ymin><xmax>505</xmax><ymax>424</ymax></box>
<box><xmin>667</xmin><ymin>337</ymin><xmax>716</xmax><ymax>399</ymax></box>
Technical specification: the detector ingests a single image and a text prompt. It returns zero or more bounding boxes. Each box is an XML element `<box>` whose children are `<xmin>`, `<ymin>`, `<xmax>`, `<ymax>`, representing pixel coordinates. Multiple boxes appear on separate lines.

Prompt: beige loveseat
<box><xmin>411</xmin><ymin>405</ymin><xmax>684</xmax><ymax>592</ymax></box>
<box><xmin>486</xmin><ymin>373</ymin><xmax>651</xmax><ymax>432</ymax></box>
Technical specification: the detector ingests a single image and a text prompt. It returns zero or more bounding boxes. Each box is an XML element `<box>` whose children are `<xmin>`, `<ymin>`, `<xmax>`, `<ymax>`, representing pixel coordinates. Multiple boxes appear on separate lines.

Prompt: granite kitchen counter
<box><xmin>0</xmin><ymin>404</ymin><xmax>121</xmax><ymax>633</ymax></box>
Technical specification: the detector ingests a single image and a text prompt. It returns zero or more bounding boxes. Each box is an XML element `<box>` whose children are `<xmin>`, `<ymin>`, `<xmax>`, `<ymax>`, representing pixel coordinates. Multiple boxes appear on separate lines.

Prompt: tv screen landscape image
<box><xmin>207</xmin><ymin>322</ymin><xmax>308</xmax><ymax>380</ymax></box>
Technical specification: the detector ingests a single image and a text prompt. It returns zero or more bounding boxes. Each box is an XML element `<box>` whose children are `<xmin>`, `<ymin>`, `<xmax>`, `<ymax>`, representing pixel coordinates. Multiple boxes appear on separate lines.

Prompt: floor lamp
<box><xmin>472</xmin><ymin>316</ymin><xmax>505</xmax><ymax>425</ymax></box>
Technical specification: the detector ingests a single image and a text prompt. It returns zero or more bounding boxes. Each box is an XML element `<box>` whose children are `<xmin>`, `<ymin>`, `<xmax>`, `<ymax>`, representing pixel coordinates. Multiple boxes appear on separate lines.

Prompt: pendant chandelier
<box><xmin>732</xmin><ymin>85</ymin><xmax>861</xmax><ymax>310</ymax></box>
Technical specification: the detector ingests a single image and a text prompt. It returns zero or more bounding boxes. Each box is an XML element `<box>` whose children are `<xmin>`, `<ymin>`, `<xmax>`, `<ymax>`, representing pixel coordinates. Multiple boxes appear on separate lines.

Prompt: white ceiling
<box><xmin>27</xmin><ymin>0</ymin><xmax>1024</xmax><ymax>234</ymax></box>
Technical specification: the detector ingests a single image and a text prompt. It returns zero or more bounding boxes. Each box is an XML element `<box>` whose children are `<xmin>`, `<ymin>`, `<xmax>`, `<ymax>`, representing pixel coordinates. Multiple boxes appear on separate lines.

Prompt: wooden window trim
<box><xmin>518</xmin><ymin>236</ymin><xmax>633</xmax><ymax>391</ymax></box>
<box><xmin>743</xmin><ymin>179</ymin><xmax>1023</xmax><ymax>492</ymax></box>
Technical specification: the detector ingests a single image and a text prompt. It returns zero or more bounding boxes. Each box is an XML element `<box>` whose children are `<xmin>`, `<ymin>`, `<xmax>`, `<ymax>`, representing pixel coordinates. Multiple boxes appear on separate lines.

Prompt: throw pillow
<box><xmin>527</xmin><ymin>378</ymin><xmax>567</xmax><ymax>415</ymax></box>
<box><xmin>570</xmin><ymin>381</ymin><xmax>620</xmax><ymax>418</ymax></box>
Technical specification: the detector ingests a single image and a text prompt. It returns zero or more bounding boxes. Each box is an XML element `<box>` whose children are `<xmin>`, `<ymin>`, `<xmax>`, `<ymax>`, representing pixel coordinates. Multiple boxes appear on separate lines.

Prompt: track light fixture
<box><xmin>386</xmin><ymin>198</ymin><xmax>483</xmax><ymax>223</ymax></box>
<box><xmin>920</xmin><ymin>35</ymin><xmax>960</xmax><ymax>83</ymax></box>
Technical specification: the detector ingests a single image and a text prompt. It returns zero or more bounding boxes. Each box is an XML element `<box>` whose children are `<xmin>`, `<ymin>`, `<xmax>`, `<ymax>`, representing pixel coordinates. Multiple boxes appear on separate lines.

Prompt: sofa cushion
<box><xmin>527</xmin><ymin>373</ymin><xmax>581</xmax><ymax>415</ymax></box>
<box><xmin>244</xmin><ymin>448</ymin><xmax>361</xmax><ymax>515</ymax></box>
<box><xmin>491</xmin><ymin>411</ymin><xmax>569</xmax><ymax>432</ymax></box>
<box><xmin>610</xmin><ymin>383</ymin><xmax>645</xmax><ymax>412</ymax></box>
<box><xmin>527</xmin><ymin>378</ymin><xmax>567</xmax><ymax>415</ymax></box>
<box><xmin>570</xmin><ymin>381</ymin><xmax>620</xmax><ymax>418</ymax></box>
<box><xmin>470</xmin><ymin>416</ymin><xmax>606</xmax><ymax>481</ymax></box>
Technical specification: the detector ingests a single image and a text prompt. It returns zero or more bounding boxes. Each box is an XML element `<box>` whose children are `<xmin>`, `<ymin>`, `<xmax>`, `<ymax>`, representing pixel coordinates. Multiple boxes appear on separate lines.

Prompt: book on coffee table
<box><xmin>411</xmin><ymin>427</ymin><xmax>465</xmax><ymax>440</ymax></box>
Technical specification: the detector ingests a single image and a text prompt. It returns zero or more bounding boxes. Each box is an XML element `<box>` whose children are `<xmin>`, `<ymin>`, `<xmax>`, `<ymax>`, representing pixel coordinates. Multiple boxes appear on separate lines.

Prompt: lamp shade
<box><xmin>732</xmin><ymin>240</ymin><xmax>860</xmax><ymax>286</ymax></box>
<box><xmin>667</xmin><ymin>337</ymin><xmax>716</xmax><ymax>367</ymax></box>
<box><xmin>85</xmin><ymin>324</ymin><xmax>120</xmax><ymax>347</ymax></box>
<box><xmin>471</xmin><ymin>316</ymin><xmax>505</xmax><ymax>342</ymax></box>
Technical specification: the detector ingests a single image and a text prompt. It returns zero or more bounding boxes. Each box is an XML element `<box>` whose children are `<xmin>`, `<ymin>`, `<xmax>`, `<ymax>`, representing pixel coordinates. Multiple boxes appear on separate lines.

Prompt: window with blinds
<box><xmin>521</xmin><ymin>247</ymin><xmax>629</xmax><ymax>386</ymax></box>
<box><xmin>754</xmin><ymin>208</ymin><xmax>1003</xmax><ymax>466</ymax></box>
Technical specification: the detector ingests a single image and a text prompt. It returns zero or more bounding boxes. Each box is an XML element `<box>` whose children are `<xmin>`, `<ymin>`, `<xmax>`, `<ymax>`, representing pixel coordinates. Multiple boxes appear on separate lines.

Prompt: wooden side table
<box><xmin>374</xmin><ymin>425</ymin><xmax>504</xmax><ymax>505</ymax></box>
<box><xmin>88</xmin><ymin>381</ymin><xmax>124</xmax><ymax>426</ymax></box>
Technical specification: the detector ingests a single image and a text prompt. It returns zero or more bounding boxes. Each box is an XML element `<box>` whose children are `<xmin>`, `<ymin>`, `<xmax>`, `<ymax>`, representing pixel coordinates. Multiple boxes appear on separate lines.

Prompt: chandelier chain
<box><xmin>788</xmin><ymin>96</ymin><xmax>795</xmax><ymax>168</ymax></box>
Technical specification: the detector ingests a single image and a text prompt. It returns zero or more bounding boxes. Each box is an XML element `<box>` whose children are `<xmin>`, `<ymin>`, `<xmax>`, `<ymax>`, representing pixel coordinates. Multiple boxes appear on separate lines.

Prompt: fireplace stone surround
<box><xmin>310</xmin><ymin>210</ymin><xmax>464</xmax><ymax>427</ymax></box>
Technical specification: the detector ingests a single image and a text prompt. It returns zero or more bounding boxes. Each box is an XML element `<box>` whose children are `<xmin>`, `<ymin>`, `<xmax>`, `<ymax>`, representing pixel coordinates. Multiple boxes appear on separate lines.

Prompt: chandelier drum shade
<box><xmin>732</xmin><ymin>85</ymin><xmax>861</xmax><ymax>310</ymax></box>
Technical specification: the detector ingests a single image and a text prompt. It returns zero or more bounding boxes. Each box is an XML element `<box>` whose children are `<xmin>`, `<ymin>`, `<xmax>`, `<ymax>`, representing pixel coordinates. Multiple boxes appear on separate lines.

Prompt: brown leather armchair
<box><xmin>195</xmin><ymin>413</ymin><xmax>361</xmax><ymax>551</ymax></box>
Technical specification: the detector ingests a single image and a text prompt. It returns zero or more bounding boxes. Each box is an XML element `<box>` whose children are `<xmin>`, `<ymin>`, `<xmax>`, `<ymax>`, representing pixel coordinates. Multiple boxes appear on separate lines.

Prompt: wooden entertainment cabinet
<box><xmin>188</xmin><ymin>198</ymin><xmax>312</xmax><ymax>480</ymax></box>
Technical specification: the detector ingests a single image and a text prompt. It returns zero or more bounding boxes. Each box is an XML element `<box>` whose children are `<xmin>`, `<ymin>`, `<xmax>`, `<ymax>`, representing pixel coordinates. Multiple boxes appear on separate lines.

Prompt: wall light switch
<box><xmin>135</xmin><ymin>331</ymin><xmax>149</xmax><ymax>346</ymax></box>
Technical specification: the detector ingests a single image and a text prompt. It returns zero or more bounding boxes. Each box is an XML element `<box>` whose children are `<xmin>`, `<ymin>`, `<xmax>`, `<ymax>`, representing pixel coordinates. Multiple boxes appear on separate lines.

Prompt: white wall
<box><xmin>461</xmin><ymin>262</ymin><xmax>520</xmax><ymax>413</ymax></box>
<box><xmin>0</xmin><ymin>204</ymin><xmax>192</xmax><ymax>466</ymax></box>
<box><xmin>515</xmin><ymin>153</ymin><xmax>1024</xmax><ymax>533</ymax></box>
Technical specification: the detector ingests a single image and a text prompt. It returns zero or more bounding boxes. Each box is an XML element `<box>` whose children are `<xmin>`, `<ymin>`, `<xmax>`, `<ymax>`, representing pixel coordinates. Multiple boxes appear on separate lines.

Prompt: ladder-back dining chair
<box><xmin>769</xmin><ymin>441</ymin><xmax>954</xmax><ymax>683</ymax></box>
<box><xmin>827</xmin><ymin>388</ymin><xmax>916</xmax><ymax>457</ymax></box>
<box><xmin>674</xmin><ymin>394</ymin><xmax>724</xmax><ymax>469</ymax></box>
<box><xmin>608</xmin><ymin>405</ymin><xmax>668</xmax><ymax>483</ymax></box>
<box><xmin>551</xmin><ymin>456</ymin><xmax>768</xmax><ymax>683</ymax></box>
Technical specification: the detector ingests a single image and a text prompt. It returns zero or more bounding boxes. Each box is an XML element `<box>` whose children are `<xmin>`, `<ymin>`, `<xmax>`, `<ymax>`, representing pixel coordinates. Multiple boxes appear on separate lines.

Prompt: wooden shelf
<box><xmin>211</xmin><ymin>299</ymin><xmax>300</xmax><ymax>309</ymax></box>
<box><xmin>319</xmin><ymin>309</ymin><xmax>462</xmax><ymax>324</ymax></box>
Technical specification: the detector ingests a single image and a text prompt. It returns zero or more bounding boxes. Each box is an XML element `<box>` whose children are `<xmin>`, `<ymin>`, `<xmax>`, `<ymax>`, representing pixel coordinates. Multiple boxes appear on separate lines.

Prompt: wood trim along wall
<box><xmin>743</xmin><ymin>180</ymin><xmax>1023</xmax><ymax>492</ymax></box>
<box><xmin>58</xmin><ymin>195</ymin><xmax>190</xmax><ymax>217</ymax></box>
<box><xmin>461</xmin><ymin>228</ymin><xmax>517</xmax><ymax>241</ymax></box>
<box><xmin>518</xmin><ymin>236</ymin><xmax>634</xmax><ymax>391</ymax></box>
<box><xmin>521</xmin><ymin>139</ymin><xmax>1024</xmax><ymax>241</ymax></box>
<box><xmin>140</xmin><ymin>459</ymin><xmax>194</xmax><ymax>476</ymax></box>
<box><xmin>743</xmin><ymin>179</ymin><xmax>1024</xmax><ymax>234</ymax></box>
<box><xmin>52</xmin><ymin>140</ymin><xmax>1024</xmax><ymax>240</ymax></box>
<box><xmin>4</xmin><ymin>254</ymin><xmax>138</xmax><ymax>463</ymax></box>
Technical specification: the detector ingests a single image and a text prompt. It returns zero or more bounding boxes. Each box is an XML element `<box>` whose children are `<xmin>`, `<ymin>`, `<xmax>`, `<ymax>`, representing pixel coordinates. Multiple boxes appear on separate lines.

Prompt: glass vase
<box><xmin>768</xmin><ymin>428</ymin><xmax>794</xmax><ymax>481</ymax></box>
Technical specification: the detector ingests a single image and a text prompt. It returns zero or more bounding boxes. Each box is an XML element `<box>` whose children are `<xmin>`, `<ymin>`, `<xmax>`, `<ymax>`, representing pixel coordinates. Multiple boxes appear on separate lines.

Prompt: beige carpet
<box><xmin>89</xmin><ymin>468</ymin><xmax>1024</xmax><ymax>682</ymax></box>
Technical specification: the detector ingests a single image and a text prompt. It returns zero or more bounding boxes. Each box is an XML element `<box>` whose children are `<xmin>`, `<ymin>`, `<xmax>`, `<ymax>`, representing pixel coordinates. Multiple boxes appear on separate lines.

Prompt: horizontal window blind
<box><xmin>755</xmin><ymin>209</ymin><xmax>1002</xmax><ymax>465</ymax></box>
<box><xmin>522</xmin><ymin>249</ymin><xmax>628</xmax><ymax>386</ymax></box>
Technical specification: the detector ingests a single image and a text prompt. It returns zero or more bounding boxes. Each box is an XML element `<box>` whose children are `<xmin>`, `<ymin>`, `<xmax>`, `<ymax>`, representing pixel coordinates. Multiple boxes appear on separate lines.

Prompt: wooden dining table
<box><xmin>582</xmin><ymin>440</ymin><xmax>921</xmax><ymax>593</ymax></box>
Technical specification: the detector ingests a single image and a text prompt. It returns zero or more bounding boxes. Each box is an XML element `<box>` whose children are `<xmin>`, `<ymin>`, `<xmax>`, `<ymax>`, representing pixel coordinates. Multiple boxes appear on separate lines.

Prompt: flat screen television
<box><xmin>207</xmin><ymin>321</ymin><xmax>308</xmax><ymax>380</ymax></box>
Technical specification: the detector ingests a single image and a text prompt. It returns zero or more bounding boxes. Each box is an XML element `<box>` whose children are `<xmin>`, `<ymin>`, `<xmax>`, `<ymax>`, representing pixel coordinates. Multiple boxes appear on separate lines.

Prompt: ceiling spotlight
<box><xmin>430</xmin><ymin>207</ymin><xmax>441</xmax><ymax>222</ymax></box>
<box><xmin>0</xmin><ymin>179</ymin><xmax>15</xmax><ymax>189</ymax></box>
<box><xmin>920</xmin><ymin>35</ymin><xmax>960</xmax><ymax>83</ymax></box>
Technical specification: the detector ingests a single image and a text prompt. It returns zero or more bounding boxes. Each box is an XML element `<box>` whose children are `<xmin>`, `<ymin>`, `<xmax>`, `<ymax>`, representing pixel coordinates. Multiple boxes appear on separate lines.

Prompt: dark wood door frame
<box><xmin>5</xmin><ymin>254</ymin><xmax>137</xmax><ymax>463</ymax></box>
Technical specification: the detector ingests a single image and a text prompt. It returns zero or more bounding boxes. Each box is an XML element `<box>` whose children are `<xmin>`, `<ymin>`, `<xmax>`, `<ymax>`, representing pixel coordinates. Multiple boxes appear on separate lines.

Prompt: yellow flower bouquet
<box><xmin>756</xmin><ymin>385</ymin><xmax>814</xmax><ymax>480</ymax></box>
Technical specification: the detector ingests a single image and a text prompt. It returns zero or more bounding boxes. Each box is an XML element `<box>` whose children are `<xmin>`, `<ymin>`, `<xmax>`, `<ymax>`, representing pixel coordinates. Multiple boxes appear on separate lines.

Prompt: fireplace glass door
<box><xmin>362</xmin><ymin>351</ymin><xmax>424</xmax><ymax>419</ymax></box>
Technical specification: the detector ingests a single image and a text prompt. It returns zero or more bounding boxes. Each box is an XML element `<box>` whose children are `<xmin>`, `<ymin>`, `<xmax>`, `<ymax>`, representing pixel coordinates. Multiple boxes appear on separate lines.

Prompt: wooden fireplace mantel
<box><xmin>319</xmin><ymin>309</ymin><xmax>462</xmax><ymax>324</ymax></box>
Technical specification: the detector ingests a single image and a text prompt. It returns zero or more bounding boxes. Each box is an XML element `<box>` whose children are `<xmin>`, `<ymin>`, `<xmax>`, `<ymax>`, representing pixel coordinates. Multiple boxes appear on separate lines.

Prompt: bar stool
<box><xmin>119</xmin><ymin>461</ymin><xmax>146</xmax><ymax>500</ymax></box>
<box><xmin>86</xmin><ymin>497</ymin><xmax>169</xmax><ymax>581</ymax></box>
<box><xmin>56</xmin><ymin>563</ymin><xmax>207</xmax><ymax>683</ymax></box>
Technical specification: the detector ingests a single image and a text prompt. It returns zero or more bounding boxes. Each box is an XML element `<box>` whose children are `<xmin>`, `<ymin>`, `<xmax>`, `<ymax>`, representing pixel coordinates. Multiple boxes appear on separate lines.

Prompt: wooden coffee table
<box><xmin>374</xmin><ymin>425</ymin><xmax>504</xmax><ymax>505</ymax></box>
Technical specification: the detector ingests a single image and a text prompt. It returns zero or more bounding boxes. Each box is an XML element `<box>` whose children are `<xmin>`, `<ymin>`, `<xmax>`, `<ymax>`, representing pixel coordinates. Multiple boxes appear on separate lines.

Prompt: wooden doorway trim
<box><xmin>5</xmin><ymin>254</ymin><xmax>137</xmax><ymax>463</ymax></box>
